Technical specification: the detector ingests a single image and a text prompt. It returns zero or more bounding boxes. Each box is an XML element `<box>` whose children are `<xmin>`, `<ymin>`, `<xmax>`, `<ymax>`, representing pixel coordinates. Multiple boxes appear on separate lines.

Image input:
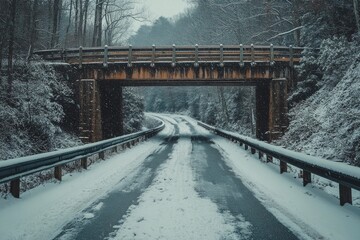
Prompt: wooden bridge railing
<box><xmin>34</xmin><ymin>44</ymin><xmax>304</xmax><ymax>67</ymax></box>
<box><xmin>198</xmin><ymin>121</ymin><xmax>360</xmax><ymax>206</ymax></box>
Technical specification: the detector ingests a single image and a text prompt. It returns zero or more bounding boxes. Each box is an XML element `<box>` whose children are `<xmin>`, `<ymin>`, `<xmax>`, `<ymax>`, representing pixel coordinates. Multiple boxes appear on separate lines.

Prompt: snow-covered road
<box><xmin>1</xmin><ymin>114</ymin><xmax>360</xmax><ymax>240</ymax></box>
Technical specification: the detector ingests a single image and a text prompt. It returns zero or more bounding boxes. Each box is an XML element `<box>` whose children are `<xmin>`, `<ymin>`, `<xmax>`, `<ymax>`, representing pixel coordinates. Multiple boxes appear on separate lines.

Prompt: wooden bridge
<box><xmin>35</xmin><ymin>44</ymin><xmax>303</xmax><ymax>143</ymax></box>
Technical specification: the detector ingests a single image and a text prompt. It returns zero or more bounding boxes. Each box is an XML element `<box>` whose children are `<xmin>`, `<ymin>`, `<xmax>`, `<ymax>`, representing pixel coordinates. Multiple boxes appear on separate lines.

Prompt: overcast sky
<box><xmin>132</xmin><ymin>0</ymin><xmax>191</xmax><ymax>32</ymax></box>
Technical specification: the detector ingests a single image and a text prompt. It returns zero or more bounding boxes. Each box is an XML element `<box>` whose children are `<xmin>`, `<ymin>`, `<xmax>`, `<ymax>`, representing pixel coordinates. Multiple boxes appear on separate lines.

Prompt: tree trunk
<box><xmin>0</xmin><ymin>0</ymin><xmax>9</xmax><ymax>76</ymax></box>
<box><xmin>74</xmin><ymin>0</ymin><xmax>79</xmax><ymax>40</ymax></box>
<box><xmin>82</xmin><ymin>0</ymin><xmax>89</xmax><ymax>46</ymax></box>
<box><xmin>92</xmin><ymin>0</ymin><xmax>104</xmax><ymax>47</ymax></box>
<box><xmin>65</xmin><ymin>0</ymin><xmax>73</xmax><ymax>48</ymax></box>
<box><xmin>293</xmin><ymin>0</ymin><xmax>302</xmax><ymax>46</ymax></box>
<box><xmin>354</xmin><ymin>0</ymin><xmax>360</xmax><ymax>32</ymax></box>
<box><xmin>29</xmin><ymin>0</ymin><xmax>39</xmax><ymax>58</ymax></box>
<box><xmin>78</xmin><ymin>0</ymin><xmax>83</xmax><ymax>46</ymax></box>
<box><xmin>7</xmin><ymin>0</ymin><xmax>17</xmax><ymax>101</ymax></box>
<box><xmin>217</xmin><ymin>87</ymin><xmax>229</xmax><ymax>125</ymax></box>
<box><xmin>51</xmin><ymin>0</ymin><xmax>61</xmax><ymax>48</ymax></box>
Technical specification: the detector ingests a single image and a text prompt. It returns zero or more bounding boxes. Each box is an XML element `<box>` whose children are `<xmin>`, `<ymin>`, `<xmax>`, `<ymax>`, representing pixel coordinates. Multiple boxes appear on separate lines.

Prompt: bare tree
<box><xmin>82</xmin><ymin>0</ymin><xmax>90</xmax><ymax>46</ymax></box>
<box><xmin>103</xmin><ymin>0</ymin><xmax>142</xmax><ymax>45</ymax></box>
<box><xmin>92</xmin><ymin>0</ymin><xmax>104</xmax><ymax>46</ymax></box>
<box><xmin>7</xmin><ymin>0</ymin><xmax>17</xmax><ymax>100</ymax></box>
<box><xmin>28</xmin><ymin>0</ymin><xmax>39</xmax><ymax>58</ymax></box>
<box><xmin>51</xmin><ymin>0</ymin><xmax>62</xmax><ymax>48</ymax></box>
<box><xmin>354</xmin><ymin>0</ymin><xmax>360</xmax><ymax>32</ymax></box>
<box><xmin>0</xmin><ymin>0</ymin><xmax>9</xmax><ymax>72</ymax></box>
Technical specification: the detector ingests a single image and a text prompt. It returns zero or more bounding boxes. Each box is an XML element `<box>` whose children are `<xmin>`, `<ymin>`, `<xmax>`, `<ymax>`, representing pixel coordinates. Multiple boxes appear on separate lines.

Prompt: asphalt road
<box><xmin>53</xmin><ymin>115</ymin><xmax>298</xmax><ymax>240</ymax></box>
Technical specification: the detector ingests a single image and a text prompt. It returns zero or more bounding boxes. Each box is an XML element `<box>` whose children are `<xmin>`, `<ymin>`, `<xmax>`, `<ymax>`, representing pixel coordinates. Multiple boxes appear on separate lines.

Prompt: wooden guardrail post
<box><xmin>151</xmin><ymin>44</ymin><xmax>156</xmax><ymax>67</ymax></box>
<box><xmin>63</xmin><ymin>49</ymin><xmax>67</xmax><ymax>62</ymax></box>
<box><xmin>81</xmin><ymin>157</ymin><xmax>88</xmax><ymax>169</ymax></box>
<box><xmin>128</xmin><ymin>45</ymin><xmax>132</xmax><ymax>67</ymax></box>
<box><xmin>99</xmin><ymin>151</ymin><xmax>105</xmax><ymax>160</ymax></box>
<box><xmin>79</xmin><ymin>46</ymin><xmax>83</xmax><ymax>69</ymax></box>
<box><xmin>245</xmin><ymin>145</ymin><xmax>248</xmax><ymax>150</ymax></box>
<box><xmin>10</xmin><ymin>179</ymin><xmax>20</xmax><ymax>198</ymax></box>
<box><xmin>54</xmin><ymin>166</ymin><xmax>62</xmax><ymax>181</ymax></box>
<box><xmin>267</xmin><ymin>155</ymin><xmax>273</xmax><ymax>163</ymax></box>
<box><xmin>303</xmin><ymin>170</ymin><xmax>311</xmax><ymax>186</ymax></box>
<box><xmin>251</xmin><ymin>44</ymin><xmax>256</xmax><ymax>67</ymax></box>
<box><xmin>103</xmin><ymin>45</ymin><xmax>109</xmax><ymax>67</ymax></box>
<box><xmin>251</xmin><ymin>147</ymin><xmax>256</xmax><ymax>154</ymax></box>
<box><xmin>280</xmin><ymin>161</ymin><xmax>287</xmax><ymax>174</ymax></box>
<box><xmin>172</xmin><ymin>44</ymin><xmax>176</xmax><ymax>67</ymax></box>
<box><xmin>220</xmin><ymin>44</ymin><xmax>224</xmax><ymax>67</ymax></box>
<box><xmin>339</xmin><ymin>184</ymin><xmax>352</xmax><ymax>206</ymax></box>
<box><xmin>258</xmin><ymin>151</ymin><xmax>263</xmax><ymax>159</ymax></box>
<box><xmin>270</xmin><ymin>44</ymin><xmax>274</xmax><ymax>66</ymax></box>
<box><xmin>239</xmin><ymin>44</ymin><xmax>244</xmax><ymax>67</ymax></box>
<box><xmin>194</xmin><ymin>44</ymin><xmax>199</xmax><ymax>67</ymax></box>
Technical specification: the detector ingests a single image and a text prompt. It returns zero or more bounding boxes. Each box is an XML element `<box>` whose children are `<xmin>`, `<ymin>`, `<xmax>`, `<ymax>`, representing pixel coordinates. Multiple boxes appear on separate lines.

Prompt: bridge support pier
<box><xmin>256</xmin><ymin>78</ymin><xmax>288</xmax><ymax>142</ymax></box>
<box><xmin>79</xmin><ymin>79</ymin><xmax>103</xmax><ymax>143</ymax></box>
<box><xmin>78</xmin><ymin>79</ymin><xmax>124</xmax><ymax>143</ymax></box>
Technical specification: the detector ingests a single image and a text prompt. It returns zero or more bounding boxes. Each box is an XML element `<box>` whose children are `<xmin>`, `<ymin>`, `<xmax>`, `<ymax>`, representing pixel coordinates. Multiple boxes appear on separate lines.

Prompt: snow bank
<box><xmin>0</xmin><ymin>121</ymin><xmax>172</xmax><ymax>240</ymax></box>
<box><xmin>185</xmin><ymin>116</ymin><xmax>360</xmax><ymax>240</ymax></box>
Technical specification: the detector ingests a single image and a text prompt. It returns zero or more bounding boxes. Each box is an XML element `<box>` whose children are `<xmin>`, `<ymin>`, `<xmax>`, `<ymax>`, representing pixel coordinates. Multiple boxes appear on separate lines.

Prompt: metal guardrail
<box><xmin>33</xmin><ymin>44</ymin><xmax>304</xmax><ymax>67</ymax></box>
<box><xmin>0</xmin><ymin>120</ymin><xmax>165</xmax><ymax>198</ymax></box>
<box><xmin>198</xmin><ymin>121</ymin><xmax>360</xmax><ymax>206</ymax></box>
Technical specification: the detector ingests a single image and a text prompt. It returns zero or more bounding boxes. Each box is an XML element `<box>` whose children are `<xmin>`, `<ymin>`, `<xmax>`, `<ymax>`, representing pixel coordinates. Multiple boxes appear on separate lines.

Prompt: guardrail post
<box><xmin>258</xmin><ymin>151</ymin><xmax>263</xmax><ymax>159</ymax></box>
<box><xmin>151</xmin><ymin>44</ymin><xmax>155</xmax><ymax>67</ymax></box>
<box><xmin>251</xmin><ymin>148</ymin><xmax>256</xmax><ymax>154</ymax></box>
<box><xmin>63</xmin><ymin>49</ymin><xmax>67</xmax><ymax>62</ymax></box>
<box><xmin>270</xmin><ymin>44</ymin><xmax>274</xmax><ymax>66</ymax></box>
<box><xmin>220</xmin><ymin>44</ymin><xmax>224</xmax><ymax>67</ymax></box>
<box><xmin>99</xmin><ymin>151</ymin><xmax>105</xmax><ymax>160</ymax></box>
<box><xmin>79</xmin><ymin>46</ymin><xmax>83</xmax><ymax>69</ymax></box>
<box><xmin>267</xmin><ymin>155</ymin><xmax>273</xmax><ymax>163</ymax></box>
<box><xmin>289</xmin><ymin>45</ymin><xmax>294</xmax><ymax>67</ymax></box>
<box><xmin>339</xmin><ymin>184</ymin><xmax>352</xmax><ymax>206</ymax></box>
<box><xmin>54</xmin><ymin>166</ymin><xmax>62</xmax><ymax>181</ymax></box>
<box><xmin>280</xmin><ymin>161</ymin><xmax>287</xmax><ymax>174</ymax></box>
<box><xmin>239</xmin><ymin>44</ymin><xmax>244</xmax><ymax>67</ymax></box>
<box><xmin>81</xmin><ymin>157</ymin><xmax>88</xmax><ymax>169</ymax></box>
<box><xmin>10</xmin><ymin>179</ymin><xmax>20</xmax><ymax>198</ymax></box>
<box><xmin>172</xmin><ymin>44</ymin><xmax>176</xmax><ymax>67</ymax></box>
<box><xmin>303</xmin><ymin>170</ymin><xmax>311</xmax><ymax>186</ymax></box>
<box><xmin>194</xmin><ymin>44</ymin><xmax>199</xmax><ymax>67</ymax></box>
<box><xmin>245</xmin><ymin>145</ymin><xmax>248</xmax><ymax>150</ymax></box>
<box><xmin>251</xmin><ymin>44</ymin><xmax>256</xmax><ymax>67</ymax></box>
<box><xmin>112</xmin><ymin>146</ymin><xmax>118</xmax><ymax>153</ymax></box>
<box><xmin>103</xmin><ymin>45</ymin><xmax>109</xmax><ymax>67</ymax></box>
<box><xmin>128</xmin><ymin>45</ymin><xmax>132</xmax><ymax>67</ymax></box>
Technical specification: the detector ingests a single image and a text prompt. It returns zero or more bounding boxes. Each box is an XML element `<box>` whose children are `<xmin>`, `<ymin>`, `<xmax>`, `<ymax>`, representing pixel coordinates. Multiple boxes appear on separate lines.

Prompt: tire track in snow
<box><xmin>53</xmin><ymin>119</ymin><xmax>180</xmax><ymax>240</ymax></box>
<box><xmin>109</xmin><ymin>116</ymin><xmax>239</xmax><ymax>240</ymax></box>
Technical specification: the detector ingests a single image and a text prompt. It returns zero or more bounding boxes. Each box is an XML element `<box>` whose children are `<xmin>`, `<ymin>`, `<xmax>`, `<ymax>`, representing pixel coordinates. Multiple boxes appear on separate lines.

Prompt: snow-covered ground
<box><xmin>0</xmin><ymin>114</ymin><xmax>360</xmax><ymax>240</ymax></box>
<box><xmin>0</xmin><ymin>119</ymin><xmax>175</xmax><ymax>240</ymax></box>
<box><xmin>182</xmin><ymin>115</ymin><xmax>360</xmax><ymax>240</ymax></box>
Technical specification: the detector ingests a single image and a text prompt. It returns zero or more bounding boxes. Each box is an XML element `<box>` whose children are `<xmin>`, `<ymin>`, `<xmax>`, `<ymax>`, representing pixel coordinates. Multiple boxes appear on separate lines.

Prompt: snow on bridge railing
<box><xmin>0</xmin><ymin>119</ymin><xmax>165</xmax><ymax>199</ymax></box>
<box><xmin>198</xmin><ymin>121</ymin><xmax>360</xmax><ymax>206</ymax></box>
<box><xmin>33</xmin><ymin>44</ymin><xmax>306</xmax><ymax>67</ymax></box>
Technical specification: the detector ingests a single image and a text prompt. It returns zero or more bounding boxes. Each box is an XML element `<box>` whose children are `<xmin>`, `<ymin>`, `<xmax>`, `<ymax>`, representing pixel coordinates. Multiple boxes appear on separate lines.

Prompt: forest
<box><xmin>0</xmin><ymin>0</ymin><xmax>359</xmax><ymax>166</ymax></box>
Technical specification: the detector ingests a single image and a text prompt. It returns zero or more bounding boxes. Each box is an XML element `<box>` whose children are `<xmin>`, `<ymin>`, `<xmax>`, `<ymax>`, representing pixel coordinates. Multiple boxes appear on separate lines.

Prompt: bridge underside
<box><xmin>77</xmin><ymin>62</ymin><xmax>293</xmax><ymax>143</ymax></box>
